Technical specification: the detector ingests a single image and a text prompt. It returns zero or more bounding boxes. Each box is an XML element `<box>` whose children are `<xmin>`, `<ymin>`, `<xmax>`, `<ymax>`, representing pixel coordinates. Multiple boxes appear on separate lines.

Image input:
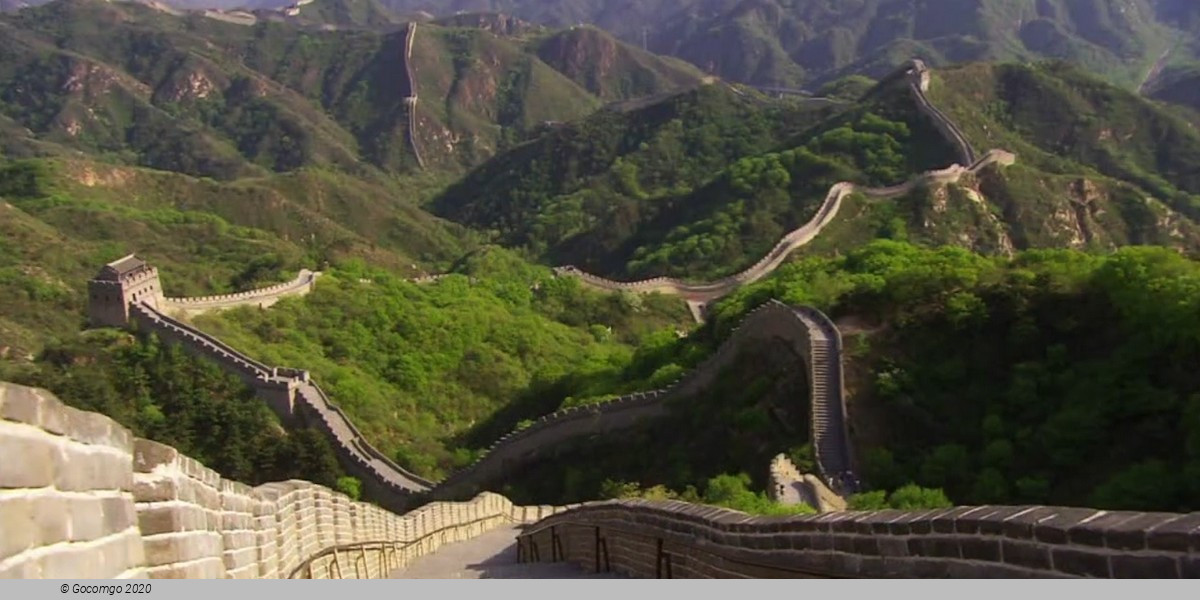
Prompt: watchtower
<box><xmin>87</xmin><ymin>254</ymin><xmax>164</xmax><ymax>328</ymax></box>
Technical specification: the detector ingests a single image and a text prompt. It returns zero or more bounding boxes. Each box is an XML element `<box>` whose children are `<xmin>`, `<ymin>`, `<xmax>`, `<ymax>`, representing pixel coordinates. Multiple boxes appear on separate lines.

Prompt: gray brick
<box><xmin>0</xmin><ymin>384</ymin><xmax>42</xmax><ymax>425</ymax></box>
<box><xmin>1110</xmin><ymin>554</ymin><xmax>1177</xmax><ymax>578</ymax></box>
<box><xmin>1145</xmin><ymin>513</ymin><xmax>1200</xmax><ymax>552</ymax></box>
<box><xmin>1068</xmin><ymin>512</ymin><xmax>1142</xmax><ymax>547</ymax></box>
<box><xmin>1001</xmin><ymin>539</ymin><xmax>1050</xmax><ymax>571</ymax></box>
<box><xmin>1000</xmin><ymin>506</ymin><xmax>1058</xmax><ymax>539</ymax></box>
<box><xmin>1180</xmin><ymin>556</ymin><xmax>1200</xmax><ymax>578</ymax></box>
<box><xmin>960</xmin><ymin>537</ymin><xmax>1001</xmax><ymax>562</ymax></box>
<box><xmin>1104</xmin><ymin>513</ymin><xmax>1182</xmax><ymax>551</ymax></box>
<box><xmin>33</xmin><ymin>495</ymin><xmax>69</xmax><ymax>546</ymax></box>
<box><xmin>1033</xmin><ymin>508</ymin><xmax>1104</xmax><ymax>545</ymax></box>
<box><xmin>1051</xmin><ymin>547</ymin><xmax>1110</xmax><ymax>578</ymax></box>
<box><xmin>0</xmin><ymin>432</ymin><xmax>56</xmax><ymax>488</ymax></box>
<box><xmin>0</xmin><ymin>495</ymin><xmax>34</xmax><ymax>562</ymax></box>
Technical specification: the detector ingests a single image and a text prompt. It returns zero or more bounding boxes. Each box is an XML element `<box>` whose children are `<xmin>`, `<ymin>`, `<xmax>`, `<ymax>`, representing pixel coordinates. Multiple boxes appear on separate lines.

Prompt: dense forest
<box><xmin>191</xmin><ymin>247</ymin><xmax>692</xmax><ymax>480</ymax></box>
<box><xmin>484</xmin><ymin>240</ymin><xmax>1200</xmax><ymax>513</ymax></box>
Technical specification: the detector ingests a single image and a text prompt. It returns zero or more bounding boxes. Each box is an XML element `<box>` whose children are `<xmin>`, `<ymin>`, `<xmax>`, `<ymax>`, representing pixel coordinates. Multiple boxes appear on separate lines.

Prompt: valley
<box><xmin>2</xmin><ymin>0</ymin><xmax>1200</xmax><ymax>535</ymax></box>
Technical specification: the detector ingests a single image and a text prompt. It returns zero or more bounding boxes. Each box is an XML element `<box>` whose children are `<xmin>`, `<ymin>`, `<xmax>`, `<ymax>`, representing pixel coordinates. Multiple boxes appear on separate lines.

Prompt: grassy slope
<box><xmin>0</xmin><ymin>156</ymin><xmax>471</xmax><ymax>358</ymax></box>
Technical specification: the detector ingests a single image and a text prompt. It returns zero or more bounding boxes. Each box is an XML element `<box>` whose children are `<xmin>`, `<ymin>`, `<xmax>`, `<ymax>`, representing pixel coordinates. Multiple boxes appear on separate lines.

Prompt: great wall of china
<box><xmin>3</xmin><ymin>381</ymin><xmax>1196</xmax><ymax>579</ymax></box>
<box><xmin>158</xmin><ymin>270</ymin><xmax>320</xmax><ymax>317</ymax></box>
<box><xmin>0</xmin><ymin>382</ymin><xmax>570</xmax><ymax>578</ymax></box>
<box><xmin>431</xmin><ymin>300</ymin><xmax>856</xmax><ymax>501</ymax></box>
<box><xmin>553</xmin><ymin>60</ymin><xmax>1008</xmax><ymax>319</ymax></box>
<box><xmin>8</xmin><ymin>60</ymin><xmax>1194</xmax><ymax>579</ymax></box>
<box><xmin>402</xmin><ymin>22</ymin><xmax>425</xmax><ymax>170</ymax></box>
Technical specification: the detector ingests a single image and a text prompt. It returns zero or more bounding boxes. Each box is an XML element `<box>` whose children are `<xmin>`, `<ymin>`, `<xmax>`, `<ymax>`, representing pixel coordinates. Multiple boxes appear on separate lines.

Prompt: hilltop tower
<box><xmin>87</xmin><ymin>254</ymin><xmax>164</xmax><ymax>328</ymax></box>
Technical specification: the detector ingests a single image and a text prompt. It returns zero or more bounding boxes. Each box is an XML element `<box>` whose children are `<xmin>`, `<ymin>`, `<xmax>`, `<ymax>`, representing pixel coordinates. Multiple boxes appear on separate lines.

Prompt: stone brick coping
<box><xmin>516</xmin><ymin>499</ymin><xmax>1200</xmax><ymax>578</ymax></box>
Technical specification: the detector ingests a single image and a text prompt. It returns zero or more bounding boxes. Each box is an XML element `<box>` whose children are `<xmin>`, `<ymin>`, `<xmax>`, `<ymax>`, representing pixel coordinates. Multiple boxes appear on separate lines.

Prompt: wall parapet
<box><xmin>0</xmin><ymin>381</ymin><xmax>565</xmax><ymax>579</ymax></box>
<box><xmin>555</xmin><ymin>150</ymin><xmax>1013</xmax><ymax>305</ymax></box>
<box><xmin>553</xmin><ymin>60</ymin><xmax>1004</xmax><ymax>311</ymax></box>
<box><xmin>516</xmin><ymin>499</ymin><xmax>1200</xmax><ymax>578</ymax></box>
<box><xmin>431</xmin><ymin>300</ymin><xmax>859</xmax><ymax>499</ymax></box>
<box><xmin>159</xmin><ymin>270</ymin><xmax>318</xmax><ymax>315</ymax></box>
<box><xmin>127</xmin><ymin>303</ymin><xmax>433</xmax><ymax>509</ymax></box>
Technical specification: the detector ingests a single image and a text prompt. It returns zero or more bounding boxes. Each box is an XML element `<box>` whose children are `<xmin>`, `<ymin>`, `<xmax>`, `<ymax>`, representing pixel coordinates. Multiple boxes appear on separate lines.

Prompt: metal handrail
<box><xmin>287</xmin><ymin>513</ymin><xmax>522</xmax><ymax>578</ymax></box>
<box><xmin>517</xmin><ymin>517</ymin><xmax>844</xmax><ymax>579</ymax></box>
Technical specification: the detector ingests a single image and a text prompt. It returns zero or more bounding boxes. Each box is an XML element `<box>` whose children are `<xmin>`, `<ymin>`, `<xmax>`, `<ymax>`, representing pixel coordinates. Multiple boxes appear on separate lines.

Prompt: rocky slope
<box><xmin>0</xmin><ymin>0</ymin><xmax>707</xmax><ymax>176</ymax></box>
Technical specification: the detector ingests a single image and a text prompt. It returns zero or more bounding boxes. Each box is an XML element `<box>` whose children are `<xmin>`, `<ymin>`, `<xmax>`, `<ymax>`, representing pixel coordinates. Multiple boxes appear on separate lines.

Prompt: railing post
<box><xmin>550</xmin><ymin>526</ymin><xmax>561</xmax><ymax>562</ymax></box>
<box><xmin>656</xmin><ymin>538</ymin><xmax>668</xmax><ymax>579</ymax></box>
<box><xmin>594</xmin><ymin>527</ymin><xmax>601</xmax><ymax>573</ymax></box>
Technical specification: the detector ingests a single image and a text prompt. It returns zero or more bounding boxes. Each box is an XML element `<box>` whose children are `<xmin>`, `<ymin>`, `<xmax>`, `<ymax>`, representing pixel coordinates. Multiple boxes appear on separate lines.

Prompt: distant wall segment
<box><xmin>432</xmin><ymin>300</ymin><xmax>860</xmax><ymax>500</ymax></box>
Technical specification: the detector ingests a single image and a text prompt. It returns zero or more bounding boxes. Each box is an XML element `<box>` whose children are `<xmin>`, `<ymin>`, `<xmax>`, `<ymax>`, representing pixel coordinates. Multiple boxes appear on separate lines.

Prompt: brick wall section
<box><xmin>431</xmin><ymin>300</ymin><xmax>827</xmax><ymax>500</ymax></box>
<box><xmin>0</xmin><ymin>381</ymin><xmax>567</xmax><ymax>579</ymax></box>
<box><xmin>0</xmin><ymin>384</ymin><xmax>146</xmax><ymax>579</ymax></box>
<box><xmin>158</xmin><ymin>270</ymin><xmax>319</xmax><ymax>316</ymax></box>
<box><xmin>517</xmin><ymin>500</ymin><xmax>1200</xmax><ymax>578</ymax></box>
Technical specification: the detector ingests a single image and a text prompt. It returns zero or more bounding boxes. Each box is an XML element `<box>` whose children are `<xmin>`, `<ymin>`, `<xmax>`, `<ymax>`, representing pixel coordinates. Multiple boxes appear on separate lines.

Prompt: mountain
<box><xmin>534</xmin><ymin>25</ymin><xmax>708</xmax><ymax>101</ymax></box>
<box><xmin>434</xmin><ymin>59</ymin><xmax>1200</xmax><ymax>281</ymax></box>
<box><xmin>285</xmin><ymin>0</ymin><xmax>405</xmax><ymax>29</ymax></box>
<box><xmin>0</xmin><ymin>0</ymin><xmax>707</xmax><ymax>176</ymax></box>
<box><xmin>352</xmin><ymin>0</ymin><xmax>1199</xmax><ymax>90</ymax></box>
<box><xmin>1147</xmin><ymin>65</ymin><xmax>1200</xmax><ymax>112</ymax></box>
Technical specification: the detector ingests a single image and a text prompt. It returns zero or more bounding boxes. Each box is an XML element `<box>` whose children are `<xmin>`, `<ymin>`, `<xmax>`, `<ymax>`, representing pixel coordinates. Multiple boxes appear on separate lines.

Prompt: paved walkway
<box><xmin>389</xmin><ymin>526</ymin><xmax>624</xmax><ymax>579</ymax></box>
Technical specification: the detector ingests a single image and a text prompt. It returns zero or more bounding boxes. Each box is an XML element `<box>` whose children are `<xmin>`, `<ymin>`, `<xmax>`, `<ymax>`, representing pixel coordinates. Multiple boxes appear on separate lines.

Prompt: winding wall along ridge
<box><xmin>128</xmin><ymin>303</ymin><xmax>434</xmax><ymax>510</ymax></box>
<box><xmin>431</xmin><ymin>300</ymin><xmax>859</xmax><ymax>500</ymax></box>
<box><xmin>99</xmin><ymin>59</ymin><xmax>986</xmax><ymax>512</ymax></box>
<box><xmin>403</xmin><ymin>22</ymin><xmax>425</xmax><ymax>170</ymax></box>
<box><xmin>555</xmin><ymin>59</ymin><xmax>1000</xmax><ymax>307</ymax></box>
<box><xmin>156</xmin><ymin>270</ymin><xmax>319</xmax><ymax>317</ymax></box>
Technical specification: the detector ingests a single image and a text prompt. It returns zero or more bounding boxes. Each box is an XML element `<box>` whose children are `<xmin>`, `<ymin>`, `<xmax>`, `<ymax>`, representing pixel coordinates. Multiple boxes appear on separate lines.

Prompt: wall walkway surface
<box><xmin>0</xmin><ymin>382</ymin><xmax>568</xmax><ymax>579</ymax></box>
<box><xmin>516</xmin><ymin>500</ymin><xmax>1200</xmax><ymax>578</ymax></box>
<box><xmin>402</xmin><ymin>22</ymin><xmax>425</xmax><ymax>170</ymax></box>
<box><xmin>159</xmin><ymin>270</ymin><xmax>319</xmax><ymax>317</ymax></box>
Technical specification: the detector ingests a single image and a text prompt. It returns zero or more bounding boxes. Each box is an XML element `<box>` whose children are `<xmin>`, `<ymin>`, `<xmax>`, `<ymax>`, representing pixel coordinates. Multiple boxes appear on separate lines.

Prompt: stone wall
<box><xmin>159</xmin><ymin>270</ymin><xmax>319</xmax><ymax>317</ymax></box>
<box><xmin>905</xmin><ymin>59</ymin><xmax>977</xmax><ymax>167</ymax></box>
<box><xmin>768</xmin><ymin>455</ymin><xmax>845</xmax><ymax>514</ymax></box>
<box><xmin>0</xmin><ymin>381</ymin><xmax>567</xmax><ymax>579</ymax></box>
<box><xmin>402</xmin><ymin>22</ymin><xmax>425</xmax><ymax>170</ymax></box>
<box><xmin>0</xmin><ymin>383</ymin><xmax>146</xmax><ymax>579</ymax></box>
<box><xmin>127</xmin><ymin>303</ymin><xmax>432</xmax><ymax>510</ymax></box>
<box><xmin>517</xmin><ymin>499</ymin><xmax>1200</xmax><ymax>578</ymax></box>
<box><xmin>431</xmin><ymin>300</ymin><xmax>852</xmax><ymax>499</ymax></box>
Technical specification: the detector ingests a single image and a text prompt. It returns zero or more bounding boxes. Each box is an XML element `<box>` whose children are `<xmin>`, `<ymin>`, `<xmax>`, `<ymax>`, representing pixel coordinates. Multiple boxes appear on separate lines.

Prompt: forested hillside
<box><xmin>501</xmin><ymin>241</ymin><xmax>1200</xmax><ymax>513</ymax></box>
<box><xmin>435</xmin><ymin>61</ymin><xmax>1200</xmax><ymax>282</ymax></box>
<box><xmin>2</xmin><ymin>0</ymin><xmax>1200</xmax><ymax>516</ymax></box>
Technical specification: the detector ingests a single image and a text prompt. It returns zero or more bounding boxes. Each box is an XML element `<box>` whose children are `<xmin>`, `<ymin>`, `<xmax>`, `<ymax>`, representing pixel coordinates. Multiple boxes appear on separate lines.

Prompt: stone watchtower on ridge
<box><xmin>87</xmin><ymin>254</ymin><xmax>164</xmax><ymax>328</ymax></box>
